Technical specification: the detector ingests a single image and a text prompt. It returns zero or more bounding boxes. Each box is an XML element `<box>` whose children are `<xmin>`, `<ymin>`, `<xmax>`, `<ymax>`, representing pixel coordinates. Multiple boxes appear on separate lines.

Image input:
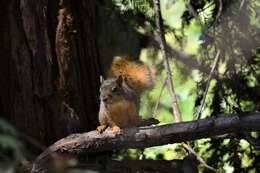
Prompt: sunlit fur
<box><xmin>108</xmin><ymin>57</ymin><xmax>156</xmax><ymax>93</ymax></box>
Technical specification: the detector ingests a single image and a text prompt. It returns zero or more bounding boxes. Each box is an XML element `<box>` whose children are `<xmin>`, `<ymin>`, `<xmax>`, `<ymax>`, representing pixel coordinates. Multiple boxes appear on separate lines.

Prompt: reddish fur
<box><xmin>97</xmin><ymin>57</ymin><xmax>156</xmax><ymax>134</ymax></box>
<box><xmin>109</xmin><ymin>57</ymin><xmax>156</xmax><ymax>92</ymax></box>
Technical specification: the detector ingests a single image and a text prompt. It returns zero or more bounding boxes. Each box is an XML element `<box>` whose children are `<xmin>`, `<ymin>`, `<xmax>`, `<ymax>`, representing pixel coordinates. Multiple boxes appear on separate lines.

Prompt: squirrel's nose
<box><xmin>102</xmin><ymin>96</ymin><xmax>109</xmax><ymax>102</ymax></box>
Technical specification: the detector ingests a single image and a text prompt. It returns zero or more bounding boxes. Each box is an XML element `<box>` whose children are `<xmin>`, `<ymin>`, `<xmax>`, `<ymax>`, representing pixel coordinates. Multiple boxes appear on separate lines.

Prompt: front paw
<box><xmin>97</xmin><ymin>125</ymin><xmax>107</xmax><ymax>133</ymax></box>
<box><xmin>112</xmin><ymin>126</ymin><xmax>121</xmax><ymax>134</ymax></box>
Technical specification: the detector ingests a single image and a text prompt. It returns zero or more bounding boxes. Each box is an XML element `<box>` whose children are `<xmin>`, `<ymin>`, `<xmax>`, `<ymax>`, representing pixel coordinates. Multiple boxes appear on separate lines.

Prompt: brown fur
<box><xmin>97</xmin><ymin>57</ymin><xmax>157</xmax><ymax>134</ymax></box>
<box><xmin>109</xmin><ymin>57</ymin><xmax>156</xmax><ymax>92</ymax></box>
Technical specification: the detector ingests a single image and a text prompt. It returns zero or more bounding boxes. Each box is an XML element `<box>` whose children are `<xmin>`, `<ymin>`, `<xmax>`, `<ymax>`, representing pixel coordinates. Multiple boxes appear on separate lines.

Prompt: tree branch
<box><xmin>31</xmin><ymin>113</ymin><xmax>260</xmax><ymax>170</ymax></box>
<box><xmin>196</xmin><ymin>50</ymin><xmax>221</xmax><ymax>119</ymax></box>
<box><xmin>153</xmin><ymin>0</ymin><xmax>182</xmax><ymax>122</ymax></box>
<box><xmin>142</xmin><ymin>34</ymin><xmax>213</xmax><ymax>74</ymax></box>
<box><xmin>152</xmin><ymin>78</ymin><xmax>166</xmax><ymax>117</ymax></box>
<box><xmin>182</xmin><ymin>143</ymin><xmax>218</xmax><ymax>172</ymax></box>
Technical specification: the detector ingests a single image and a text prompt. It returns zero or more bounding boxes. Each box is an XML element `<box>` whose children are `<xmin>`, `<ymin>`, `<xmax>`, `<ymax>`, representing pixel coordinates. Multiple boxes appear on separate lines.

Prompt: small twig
<box><xmin>153</xmin><ymin>0</ymin><xmax>182</xmax><ymax>122</ymax></box>
<box><xmin>186</xmin><ymin>0</ymin><xmax>204</xmax><ymax>27</ymax></box>
<box><xmin>182</xmin><ymin>143</ymin><xmax>220</xmax><ymax>173</ymax></box>
<box><xmin>139</xmin><ymin>149</ymin><xmax>145</xmax><ymax>160</ymax></box>
<box><xmin>216</xmin><ymin>0</ymin><xmax>223</xmax><ymax>20</ymax></box>
<box><xmin>239</xmin><ymin>0</ymin><xmax>245</xmax><ymax>10</ymax></box>
<box><xmin>152</xmin><ymin>1</ymin><xmax>219</xmax><ymax>172</ymax></box>
<box><xmin>184</xmin><ymin>1</ymin><xmax>222</xmax><ymax>120</ymax></box>
<box><xmin>213</xmin><ymin>132</ymin><xmax>260</xmax><ymax>149</ymax></box>
<box><xmin>152</xmin><ymin>78</ymin><xmax>167</xmax><ymax>117</ymax></box>
<box><xmin>144</xmin><ymin>35</ymin><xmax>212</xmax><ymax>74</ymax></box>
<box><xmin>196</xmin><ymin>50</ymin><xmax>221</xmax><ymax>119</ymax></box>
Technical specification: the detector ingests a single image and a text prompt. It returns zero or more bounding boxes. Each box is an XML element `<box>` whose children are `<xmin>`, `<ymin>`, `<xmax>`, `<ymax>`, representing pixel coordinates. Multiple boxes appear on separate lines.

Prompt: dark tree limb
<box><xmin>31</xmin><ymin>113</ymin><xmax>260</xmax><ymax>170</ymax></box>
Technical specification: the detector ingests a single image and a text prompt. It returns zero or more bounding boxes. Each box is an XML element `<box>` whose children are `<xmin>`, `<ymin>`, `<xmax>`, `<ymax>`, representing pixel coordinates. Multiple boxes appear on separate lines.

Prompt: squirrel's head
<box><xmin>99</xmin><ymin>76</ymin><xmax>124</xmax><ymax>104</ymax></box>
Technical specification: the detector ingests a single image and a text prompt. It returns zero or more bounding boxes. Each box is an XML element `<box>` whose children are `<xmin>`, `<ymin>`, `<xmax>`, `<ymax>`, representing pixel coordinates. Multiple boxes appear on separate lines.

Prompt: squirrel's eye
<box><xmin>112</xmin><ymin>87</ymin><xmax>117</xmax><ymax>92</ymax></box>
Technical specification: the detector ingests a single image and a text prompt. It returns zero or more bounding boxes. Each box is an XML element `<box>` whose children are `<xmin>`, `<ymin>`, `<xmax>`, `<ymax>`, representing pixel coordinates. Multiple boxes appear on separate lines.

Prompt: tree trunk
<box><xmin>0</xmin><ymin>0</ymin><xmax>100</xmax><ymax>146</ymax></box>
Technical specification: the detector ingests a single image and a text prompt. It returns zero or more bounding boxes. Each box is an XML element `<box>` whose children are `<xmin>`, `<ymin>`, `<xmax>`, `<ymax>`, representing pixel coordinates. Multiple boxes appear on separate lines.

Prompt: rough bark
<box><xmin>30</xmin><ymin>113</ymin><xmax>260</xmax><ymax>171</ymax></box>
<box><xmin>0</xmin><ymin>0</ymin><xmax>100</xmax><ymax>145</ymax></box>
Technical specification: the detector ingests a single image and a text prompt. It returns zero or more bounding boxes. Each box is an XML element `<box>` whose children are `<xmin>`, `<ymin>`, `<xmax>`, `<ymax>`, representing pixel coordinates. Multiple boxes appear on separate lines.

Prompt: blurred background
<box><xmin>0</xmin><ymin>0</ymin><xmax>260</xmax><ymax>172</ymax></box>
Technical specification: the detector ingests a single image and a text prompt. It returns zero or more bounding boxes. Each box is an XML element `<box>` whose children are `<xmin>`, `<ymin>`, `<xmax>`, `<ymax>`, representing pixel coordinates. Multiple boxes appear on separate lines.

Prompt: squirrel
<box><xmin>97</xmin><ymin>57</ymin><xmax>159</xmax><ymax>133</ymax></box>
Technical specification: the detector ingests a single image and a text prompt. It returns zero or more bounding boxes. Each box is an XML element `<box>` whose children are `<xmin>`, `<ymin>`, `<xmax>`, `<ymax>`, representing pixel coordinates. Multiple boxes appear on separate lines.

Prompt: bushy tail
<box><xmin>109</xmin><ymin>57</ymin><xmax>156</xmax><ymax>92</ymax></box>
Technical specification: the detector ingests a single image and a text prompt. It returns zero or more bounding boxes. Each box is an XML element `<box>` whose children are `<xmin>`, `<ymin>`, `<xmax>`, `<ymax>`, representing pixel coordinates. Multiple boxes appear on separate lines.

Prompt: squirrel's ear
<box><xmin>116</xmin><ymin>75</ymin><xmax>123</xmax><ymax>86</ymax></box>
<box><xmin>100</xmin><ymin>76</ymin><xmax>104</xmax><ymax>84</ymax></box>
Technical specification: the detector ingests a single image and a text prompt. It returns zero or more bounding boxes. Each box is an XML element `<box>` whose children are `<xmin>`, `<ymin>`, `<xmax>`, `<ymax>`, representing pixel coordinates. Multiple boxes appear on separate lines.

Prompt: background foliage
<box><xmin>1</xmin><ymin>0</ymin><xmax>259</xmax><ymax>172</ymax></box>
<box><xmin>110</xmin><ymin>0</ymin><xmax>260</xmax><ymax>172</ymax></box>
